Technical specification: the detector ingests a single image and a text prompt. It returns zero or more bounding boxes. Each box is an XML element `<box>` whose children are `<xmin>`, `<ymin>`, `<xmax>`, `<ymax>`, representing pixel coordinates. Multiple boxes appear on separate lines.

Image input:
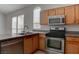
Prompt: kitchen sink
<box><xmin>19</xmin><ymin>32</ymin><xmax>34</xmax><ymax>35</ymax></box>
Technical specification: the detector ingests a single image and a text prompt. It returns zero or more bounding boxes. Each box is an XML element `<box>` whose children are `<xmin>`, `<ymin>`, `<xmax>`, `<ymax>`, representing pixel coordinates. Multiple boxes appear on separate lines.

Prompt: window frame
<box><xmin>33</xmin><ymin>7</ymin><xmax>41</xmax><ymax>29</ymax></box>
<box><xmin>12</xmin><ymin>14</ymin><xmax>24</xmax><ymax>34</ymax></box>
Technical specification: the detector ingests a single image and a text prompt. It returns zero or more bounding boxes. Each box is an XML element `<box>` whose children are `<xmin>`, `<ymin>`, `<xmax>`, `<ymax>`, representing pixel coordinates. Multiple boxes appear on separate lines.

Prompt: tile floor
<box><xmin>34</xmin><ymin>50</ymin><xmax>46</xmax><ymax>54</ymax></box>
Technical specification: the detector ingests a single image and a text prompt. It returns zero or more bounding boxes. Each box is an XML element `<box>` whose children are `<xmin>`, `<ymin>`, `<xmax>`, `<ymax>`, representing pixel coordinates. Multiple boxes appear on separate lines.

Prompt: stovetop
<box><xmin>46</xmin><ymin>30</ymin><xmax>65</xmax><ymax>38</ymax></box>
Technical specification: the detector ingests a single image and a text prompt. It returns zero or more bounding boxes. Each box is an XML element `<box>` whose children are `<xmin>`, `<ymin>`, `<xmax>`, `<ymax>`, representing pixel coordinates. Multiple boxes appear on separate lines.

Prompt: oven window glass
<box><xmin>47</xmin><ymin>39</ymin><xmax>61</xmax><ymax>50</ymax></box>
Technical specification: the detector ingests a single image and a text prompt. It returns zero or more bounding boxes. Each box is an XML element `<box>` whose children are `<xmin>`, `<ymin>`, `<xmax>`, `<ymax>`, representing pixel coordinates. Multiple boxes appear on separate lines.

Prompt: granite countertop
<box><xmin>33</xmin><ymin>30</ymin><xmax>49</xmax><ymax>34</ymax></box>
<box><xmin>0</xmin><ymin>32</ymin><xmax>38</xmax><ymax>41</ymax></box>
<box><xmin>66</xmin><ymin>31</ymin><xmax>79</xmax><ymax>37</ymax></box>
<box><xmin>0</xmin><ymin>31</ymin><xmax>79</xmax><ymax>41</ymax></box>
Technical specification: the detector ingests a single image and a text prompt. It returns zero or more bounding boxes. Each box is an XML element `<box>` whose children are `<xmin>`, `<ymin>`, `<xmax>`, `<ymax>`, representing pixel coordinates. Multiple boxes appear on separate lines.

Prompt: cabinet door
<box><xmin>32</xmin><ymin>35</ymin><xmax>38</xmax><ymax>51</ymax></box>
<box><xmin>75</xmin><ymin>5</ymin><xmax>79</xmax><ymax>24</ymax></box>
<box><xmin>65</xmin><ymin>6</ymin><xmax>75</xmax><ymax>24</ymax></box>
<box><xmin>56</xmin><ymin>7</ymin><xmax>65</xmax><ymax>15</ymax></box>
<box><xmin>65</xmin><ymin>37</ymin><xmax>79</xmax><ymax>54</ymax></box>
<box><xmin>24</xmin><ymin>37</ymin><xmax>33</xmax><ymax>54</ymax></box>
<box><xmin>40</xmin><ymin>10</ymin><xmax>48</xmax><ymax>25</ymax></box>
<box><xmin>48</xmin><ymin>9</ymin><xmax>56</xmax><ymax>16</ymax></box>
<box><xmin>39</xmin><ymin>34</ymin><xmax>46</xmax><ymax>51</ymax></box>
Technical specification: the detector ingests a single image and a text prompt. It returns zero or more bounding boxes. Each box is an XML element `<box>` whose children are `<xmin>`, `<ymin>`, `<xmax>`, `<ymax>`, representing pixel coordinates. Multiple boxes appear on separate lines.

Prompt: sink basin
<box><xmin>26</xmin><ymin>32</ymin><xmax>34</xmax><ymax>34</ymax></box>
<box><xmin>19</xmin><ymin>32</ymin><xmax>33</xmax><ymax>35</ymax></box>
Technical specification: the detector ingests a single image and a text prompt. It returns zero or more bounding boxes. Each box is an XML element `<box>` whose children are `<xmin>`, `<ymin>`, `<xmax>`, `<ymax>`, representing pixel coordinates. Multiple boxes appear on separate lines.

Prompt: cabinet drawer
<box><xmin>66</xmin><ymin>37</ymin><xmax>79</xmax><ymax>42</ymax></box>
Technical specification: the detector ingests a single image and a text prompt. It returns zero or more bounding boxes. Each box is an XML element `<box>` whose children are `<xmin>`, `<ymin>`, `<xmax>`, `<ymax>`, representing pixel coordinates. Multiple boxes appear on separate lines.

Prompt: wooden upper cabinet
<box><xmin>65</xmin><ymin>37</ymin><xmax>79</xmax><ymax>54</ymax></box>
<box><xmin>40</xmin><ymin>10</ymin><xmax>48</xmax><ymax>25</ymax></box>
<box><xmin>65</xmin><ymin>5</ymin><xmax>75</xmax><ymax>24</ymax></box>
<box><xmin>56</xmin><ymin>7</ymin><xmax>65</xmax><ymax>15</ymax></box>
<box><xmin>48</xmin><ymin>9</ymin><xmax>56</xmax><ymax>16</ymax></box>
<box><xmin>75</xmin><ymin>5</ymin><xmax>79</xmax><ymax>24</ymax></box>
<box><xmin>40</xmin><ymin>5</ymin><xmax>79</xmax><ymax>25</ymax></box>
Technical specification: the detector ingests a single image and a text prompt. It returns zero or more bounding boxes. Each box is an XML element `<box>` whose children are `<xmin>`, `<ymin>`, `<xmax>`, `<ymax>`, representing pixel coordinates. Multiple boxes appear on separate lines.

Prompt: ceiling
<box><xmin>0</xmin><ymin>4</ymin><xmax>30</xmax><ymax>14</ymax></box>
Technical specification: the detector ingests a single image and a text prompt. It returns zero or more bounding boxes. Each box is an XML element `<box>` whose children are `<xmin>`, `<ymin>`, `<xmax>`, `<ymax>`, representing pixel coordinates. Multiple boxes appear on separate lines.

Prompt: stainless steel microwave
<box><xmin>48</xmin><ymin>15</ymin><xmax>65</xmax><ymax>25</ymax></box>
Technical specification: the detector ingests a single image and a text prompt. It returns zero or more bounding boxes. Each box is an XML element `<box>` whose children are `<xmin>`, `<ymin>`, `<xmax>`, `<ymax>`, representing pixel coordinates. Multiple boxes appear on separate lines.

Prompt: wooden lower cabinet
<box><xmin>24</xmin><ymin>34</ymin><xmax>46</xmax><ymax>53</ymax></box>
<box><xmin>24</xmin><ymin>37</ymin><xmax>33</xmax><ymax>54</ymax></box>
<box><xmin>24</xmin><ymin>34</ymin><xmax>38</xmax><ymax>54</ymax></box>
<box><xmin>32</xmin><ymin>35</ymin><xmax>38</xmax><ymax>51</ymax></box>
<box><xmin>39</xmin><ymin>34</ymin><xmax>46</xmax><ymax>51</ymax></box>
<box><xmin>65</xmin><ymin>37</ymin><xmax>79</xmax><ymax>54</ymax></box>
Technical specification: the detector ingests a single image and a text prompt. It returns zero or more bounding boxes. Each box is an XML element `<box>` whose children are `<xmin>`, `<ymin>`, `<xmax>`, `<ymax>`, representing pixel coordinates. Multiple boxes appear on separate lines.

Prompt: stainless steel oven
<box><xmin>46</xmin><ymin>26</ymin><xmax>65</xmax><ymax>54</ymax></box>
<box><xmin>48</xmin><ymin>15</ymin><xmax>65</xmax><ymax>25</ymax></box>
<box><xmin>46</xmin><ymin>37</ymin><xmax>64</xmax><ymax>54</ymax></box>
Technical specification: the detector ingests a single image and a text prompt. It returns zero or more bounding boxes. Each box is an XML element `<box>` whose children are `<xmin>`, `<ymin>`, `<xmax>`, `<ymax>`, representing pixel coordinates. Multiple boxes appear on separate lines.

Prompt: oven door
<box><xmin>46</xmin><ymin>37</ymin><xmax>64</xmax><ymax>53</ymax></box>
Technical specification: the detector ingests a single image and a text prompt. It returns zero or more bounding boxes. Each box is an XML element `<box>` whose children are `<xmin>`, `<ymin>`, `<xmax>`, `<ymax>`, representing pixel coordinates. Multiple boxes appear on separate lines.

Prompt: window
<box><xmin>12</xmin><ymin>15</ymin><xmax>24</xmax><ymax>34</ymax></box>
<box><xmin>33</xmin><ymin>7</ymin><xmax>41</xmax><ymax>29</ymax></box>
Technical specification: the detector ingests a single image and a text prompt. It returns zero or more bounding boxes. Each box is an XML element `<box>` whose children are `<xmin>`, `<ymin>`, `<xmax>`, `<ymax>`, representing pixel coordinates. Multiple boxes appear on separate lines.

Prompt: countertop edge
<box><xmin>0</xmin><ymin>33</ymin><xmax>39</xmax><ymax>42</ymax></box>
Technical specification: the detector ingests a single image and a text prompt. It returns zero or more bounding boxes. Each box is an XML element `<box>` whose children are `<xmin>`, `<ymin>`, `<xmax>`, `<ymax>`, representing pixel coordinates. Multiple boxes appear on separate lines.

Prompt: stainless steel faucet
<box><xmin>23</xmin><ymin>24</ymin><xmax>29</xmax><ymax>33</ymax></box>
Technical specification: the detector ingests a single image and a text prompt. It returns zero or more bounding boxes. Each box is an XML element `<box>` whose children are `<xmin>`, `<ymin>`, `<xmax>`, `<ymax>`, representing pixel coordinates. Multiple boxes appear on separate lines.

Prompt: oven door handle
<box><xmin>47</xmin><ymin>37</ymin><xmax>64</xmax><ymax>41</ymax></box>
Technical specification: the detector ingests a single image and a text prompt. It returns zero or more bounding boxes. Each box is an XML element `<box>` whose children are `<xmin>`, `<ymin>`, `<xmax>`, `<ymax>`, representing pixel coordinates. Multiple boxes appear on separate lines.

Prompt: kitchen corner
<box><xmin>0</xmin><ymin>4</ymin><xmax>79</xmax><ymax>54</ymax></box>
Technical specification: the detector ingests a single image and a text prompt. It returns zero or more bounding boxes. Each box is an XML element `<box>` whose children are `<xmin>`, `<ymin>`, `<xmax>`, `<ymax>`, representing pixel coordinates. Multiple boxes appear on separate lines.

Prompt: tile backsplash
<box><xmin>40</xmin><ymin>25</ymin><xmax>79</xmax><ymax>32</ymax></box>
<box><xmin>66</xmin><ymin>25</ymin><xmax>79</xmax><ymax>32</ymax></box>
<box><xmin>40</xmin><ymin>25</ymin><xmax>50</xmax><ymax>30</ymax></box>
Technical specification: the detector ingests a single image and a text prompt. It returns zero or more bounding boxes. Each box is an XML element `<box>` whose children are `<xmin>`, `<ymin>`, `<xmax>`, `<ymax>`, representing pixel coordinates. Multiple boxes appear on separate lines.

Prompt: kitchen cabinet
<box><xmin>24</xmin><ymin>36</ymin><xmax>33</xmax><ymax>54</ymax></box>
<box><xmin>65</xmin><ymin>5</ymin><xmax>75</xmax><ymax>24</ymax></box>
<box><xmin>75</xmin><ymin>5</ymin><xmax>79</xmax><ymax>24</ymax></box>
<box><xmin>48</xmin><ymin>9</ymin><xmax>56</xmax><ymax>16</ymax></box>
<box><xmin>40</xmin><ymin>4</ymin><xmax>79</xmax><ymax>25</ymax></box>
<box><xmin>32</xmin><ymin>35</ymin><xmax>38</xmax><ymax>51</ymax></box>
<box><xmin>65</xmin><ymin>37</ymin><xmax>79</xmax><ymax>54</ymax></box>
<box><xmin>39</xmin><ymin>34</ymin><xmax>46</xmax><ymax>51</ymax></box>
<box><xmin>56</xmin><ymin>7</ymin><xmax>65</xmax><ymax>15</ymax></box>
<box><xmin>40</xmin><ymin>10</ymin><xmax>48</xmax><ymax>25</ymax></box>
<box><xmin>24</xmin><ymin>34</ymin><xmax>38</xmax><ymax>54</ymax></box>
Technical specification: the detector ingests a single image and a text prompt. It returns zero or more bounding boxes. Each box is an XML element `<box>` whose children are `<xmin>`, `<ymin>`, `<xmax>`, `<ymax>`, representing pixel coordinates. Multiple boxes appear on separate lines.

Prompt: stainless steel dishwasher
<box><xmin>1</xmin><ymin>38</ymin><xmax>23</xmax><ymax>54</ymax></box>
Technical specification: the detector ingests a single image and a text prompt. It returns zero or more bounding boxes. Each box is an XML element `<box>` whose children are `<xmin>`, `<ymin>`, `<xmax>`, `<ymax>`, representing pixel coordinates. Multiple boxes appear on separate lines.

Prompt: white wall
<box><xmin>0</xmin><ymin>12</ymin><xmax>6</xmax><ymax>34</ymax></box>
<box><xmin>6</xmin><ymin>4</ymin><xmax>78</xmax><ymax>34</ymax></box>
